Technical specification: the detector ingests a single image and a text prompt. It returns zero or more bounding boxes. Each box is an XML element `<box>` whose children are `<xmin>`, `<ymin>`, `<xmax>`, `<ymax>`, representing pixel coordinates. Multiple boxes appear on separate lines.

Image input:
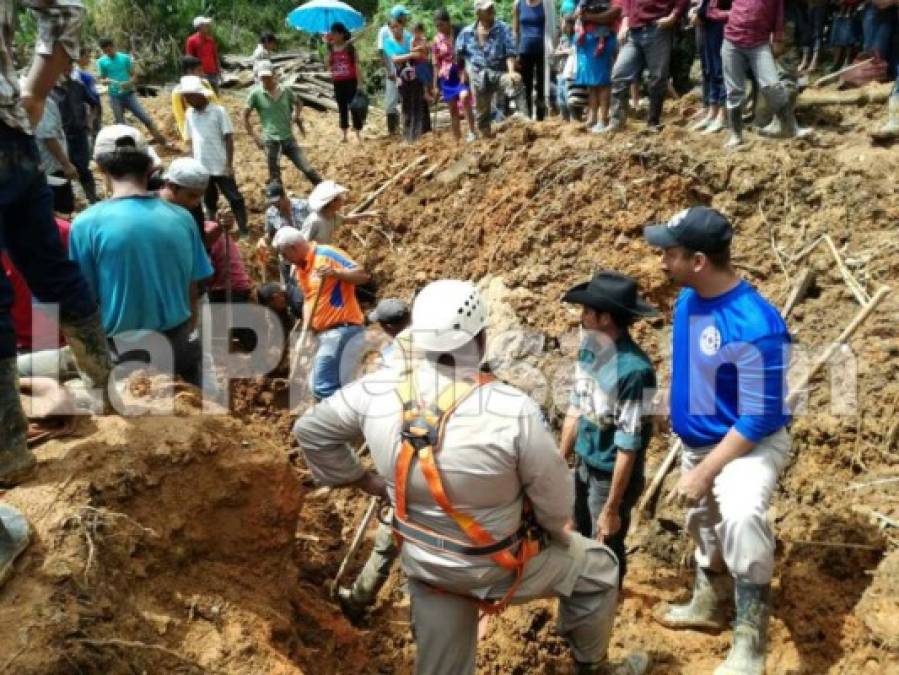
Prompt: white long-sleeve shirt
<box><xmin>293</xmin><ymin>359</ymin><xmax>573</xmax><ymax>592</ymax></box>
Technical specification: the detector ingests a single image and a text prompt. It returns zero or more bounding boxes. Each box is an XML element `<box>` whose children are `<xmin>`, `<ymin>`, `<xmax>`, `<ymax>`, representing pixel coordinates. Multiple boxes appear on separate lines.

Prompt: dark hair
<box><xmin>413</xmin><ymin>21</ymin><xmax>427</xmax><ymax>32</ymax></box>
<box><xmin>330</xmin><ymin>22</ymin><xmax>351</xmax><ymax>40</ymax></box>
<box><xmin>257</xmin><ymin>282</ymin><xmax>286</xmax><ymax>305</ymax></box>
<box><xmin>98</xmin><ymin>37</ymin><xmax>114</xmax><ymax>49</ymax></box>
<box><xmin>683</xmin><ymin>246</ymin><xmax>731</xmax><ymax>269</ymax></box>
<box><xmin>584</xmin><ymin>306</ymin><xmax>636</xmax><ymax>331</ymax></box>
<box><xmin>181</xmin><ymin>55</ymin><xmax>202</xmax><ymax>73</ymax></box>
<box><xmin>260</xmin><ymin>32</ymin><xmax>277</xmax><ymax>44</ymax></box>
<box><xmin>433</xmin><ymin>7</ymin><xmax>451</xmax><ymax>22</ymax></box>
<box><xmin>96</xmin><ymin>148</ymin><xmax>152</xmax><ymax>181</ymax></box>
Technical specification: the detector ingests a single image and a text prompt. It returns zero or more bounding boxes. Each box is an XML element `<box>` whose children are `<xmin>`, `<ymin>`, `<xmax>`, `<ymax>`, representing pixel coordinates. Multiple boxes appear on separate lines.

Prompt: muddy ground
<box><xmin>0</xmin><ymin>81</ymin><xmax>897</xmax><ymax>674</ymax></box>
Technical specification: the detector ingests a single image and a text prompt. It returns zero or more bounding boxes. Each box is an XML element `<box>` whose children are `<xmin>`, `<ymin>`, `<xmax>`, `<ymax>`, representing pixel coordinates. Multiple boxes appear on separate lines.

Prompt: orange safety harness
<box><xmin>392</xmin><ymin>370</ymin><xmax>544</xmax><ymax>615</ymax></box>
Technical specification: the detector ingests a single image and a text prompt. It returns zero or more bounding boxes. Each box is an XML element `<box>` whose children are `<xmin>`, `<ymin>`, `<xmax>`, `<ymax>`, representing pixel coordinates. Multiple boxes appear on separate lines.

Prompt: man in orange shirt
<box><xmin>271</xmin><ymin>227</ymin><xmax>370</xmax><ymax>400</ymax></box>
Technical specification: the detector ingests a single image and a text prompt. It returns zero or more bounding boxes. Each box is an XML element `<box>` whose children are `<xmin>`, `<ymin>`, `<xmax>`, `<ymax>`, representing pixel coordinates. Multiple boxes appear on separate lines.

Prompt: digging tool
<box><xmin>288</xmin><ymin>280</ymin><xmax>325</xmax><ymax>387</ymax></box>
<box><xmin>332</xmin><ymin>496</ymin><xmax>381</xmax><ymax>598</ymax></box>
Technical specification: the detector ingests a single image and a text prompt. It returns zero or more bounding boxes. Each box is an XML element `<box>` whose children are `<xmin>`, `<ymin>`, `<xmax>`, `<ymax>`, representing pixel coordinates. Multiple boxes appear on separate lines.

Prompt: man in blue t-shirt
<box><xmin>69</xmin><ymin>125</ymin><xmax>213</xmax><ymax>386</ymax></box>
<box><xmin>643</xmin><ymin>207</ymin><xmax>791</xmax><ymax>675</ymax></box>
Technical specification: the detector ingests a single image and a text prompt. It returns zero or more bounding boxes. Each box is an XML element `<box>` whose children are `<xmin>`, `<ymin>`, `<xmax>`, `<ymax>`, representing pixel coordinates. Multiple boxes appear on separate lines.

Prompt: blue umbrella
<box><xmin>286</xmin><ymin>0</ymin><xmax>365</xmax><ymax>34</ymax></box>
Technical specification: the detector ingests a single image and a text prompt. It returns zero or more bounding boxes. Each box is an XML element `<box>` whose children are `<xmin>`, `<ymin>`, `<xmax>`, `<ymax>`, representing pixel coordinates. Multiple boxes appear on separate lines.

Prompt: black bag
<box><xmin>349</xmin><ymin>90</ymin><xmax>369</xmax><ymax>125</ymax></box>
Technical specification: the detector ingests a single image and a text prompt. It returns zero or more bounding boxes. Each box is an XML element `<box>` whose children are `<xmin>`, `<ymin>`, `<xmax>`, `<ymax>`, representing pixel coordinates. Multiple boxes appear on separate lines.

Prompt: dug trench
<box><xmin>1</xmin><ymin>88</ymin><xmax>897</xmax><ymax>673</ymax></box>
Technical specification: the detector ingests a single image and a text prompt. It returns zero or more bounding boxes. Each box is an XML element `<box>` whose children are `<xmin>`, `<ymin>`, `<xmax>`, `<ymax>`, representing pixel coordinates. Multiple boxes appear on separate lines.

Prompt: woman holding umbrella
<box><xmin>327</xmin><ymin>23</ymin><xmax>365</xmax><ymax>142</ymax></box>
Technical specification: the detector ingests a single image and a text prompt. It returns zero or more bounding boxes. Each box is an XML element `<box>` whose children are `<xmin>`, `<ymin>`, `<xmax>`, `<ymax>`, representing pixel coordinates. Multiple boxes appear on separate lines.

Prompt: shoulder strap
<box><xmin>394</xmin><ymin>372</ymin><xmax>527</xmax><ymax>570</ymax></box>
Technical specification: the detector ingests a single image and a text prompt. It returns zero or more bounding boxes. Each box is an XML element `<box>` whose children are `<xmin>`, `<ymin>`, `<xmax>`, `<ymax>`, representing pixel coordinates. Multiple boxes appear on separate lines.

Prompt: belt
<box><xmin>392</xmin><ymin>516</ymin><xmax>528</xmax><ymax>557</ymax></box>
<box><xmin>319</xmin><ymin>322</ymin><xmax>360</xmax><ymax>332</ymax></box>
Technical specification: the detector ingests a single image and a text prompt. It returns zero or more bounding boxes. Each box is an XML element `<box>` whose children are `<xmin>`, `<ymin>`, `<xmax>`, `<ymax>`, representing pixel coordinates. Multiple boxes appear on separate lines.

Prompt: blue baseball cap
<box><xmin>389</xmin><ymin>5</ymin><xmax>410</xmax><ymax>20</ymax></box>
<box><xmin>643</xmin><ymin>206</ymin><xmax>734</xmax><ymax>253</ymax></box>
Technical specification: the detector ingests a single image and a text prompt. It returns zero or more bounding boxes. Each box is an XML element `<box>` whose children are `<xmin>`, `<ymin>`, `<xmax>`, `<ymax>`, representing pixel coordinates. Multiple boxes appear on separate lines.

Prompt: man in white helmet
<box><xmin>294</xmin><ymin>279</ymin><xmax>650</xmax><ymax>675</ymax></box>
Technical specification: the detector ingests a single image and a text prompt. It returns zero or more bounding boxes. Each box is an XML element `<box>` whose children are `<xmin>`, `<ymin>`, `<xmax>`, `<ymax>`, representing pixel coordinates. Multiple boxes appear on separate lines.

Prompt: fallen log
<box><xmin>293</xmin><ymin>90</ymin><xmax>339</xmax><ymax>112</ymax></box>
<box><xmin>796</xmin><ymin>82</ymin><xmax>893</xmax><ymax>109</ymax></box>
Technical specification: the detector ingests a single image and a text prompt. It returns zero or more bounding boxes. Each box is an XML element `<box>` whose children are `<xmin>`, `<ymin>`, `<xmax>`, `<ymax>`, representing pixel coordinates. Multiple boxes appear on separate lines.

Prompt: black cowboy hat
<box><xmin>563</xmin><ymin>270</ymin><xmax>658</xmax><ymax>317</ymax></box>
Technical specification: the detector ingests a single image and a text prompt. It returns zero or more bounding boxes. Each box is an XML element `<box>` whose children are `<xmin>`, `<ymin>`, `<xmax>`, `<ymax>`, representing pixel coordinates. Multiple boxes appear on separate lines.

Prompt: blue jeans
<box><xmin>863</xmin><ymin>4</ymin><xmax>898</xmax><ymax>78</ymax></box>
<box><xmin>611</xmin><ymin>24</ymin><xmax>675</xmax><ymax>125</ymax></box>
<box><xmin>573</xmin><ymin>458</ymin><xmax>644</xmax><ymax>587</ymax></box>
<box><xmin>109</xmin><ymin>92</ymin><xmax>155</xmax><ymax>130</ymax></box>
<box><xmin>699</xmin><ymin>18</ymin><xmax>726</xmax><ymax>106</ymax></box>
<box><xmin>0</xmin><ymin>124</ymin><xmax>97</xmax><ymax>359</ymax></box>
<box><xmin>557</xmin><ymin>77</ymin><xmax>571</xmax><ymax>120</ymax></box>
<box><xmin>311</xmin><ymin>324</ymin><xmax>364</xmax><ymax>400</ymax></box>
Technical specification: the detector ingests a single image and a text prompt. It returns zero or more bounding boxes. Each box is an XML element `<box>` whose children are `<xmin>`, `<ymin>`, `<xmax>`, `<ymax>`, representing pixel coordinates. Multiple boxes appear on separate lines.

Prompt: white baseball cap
<box><xmin>308</xmin><ymin>180</ymin><xmax>348</xmax><ymax>211</ymax></box>
<box><xmin>193</xmin><ymin>16</ymin><xmax>213</xmax><ymax>28</ymax></box>
<box><xmin>474</xmin><ymin>0</ymin><xmax>495</xmax><ymax>11</ymax></box>
<box><xmin>256</xmin><ymin>60</ymin><xmax>275</xmax><ymax>78</ymax></box>
<box><xmin>179</xmin><ymin>75</ymin><xmax>209</xmax><ymax>96</ymax></box>
<box><xmin>163</xmin><ymin>157</ymin><xmax>210</xmax><ymax>191</ymax></box>
<box><xmin>93</xmin><ymin>124</ymin><xmax>161</xmax><ymax>167</ymax></box>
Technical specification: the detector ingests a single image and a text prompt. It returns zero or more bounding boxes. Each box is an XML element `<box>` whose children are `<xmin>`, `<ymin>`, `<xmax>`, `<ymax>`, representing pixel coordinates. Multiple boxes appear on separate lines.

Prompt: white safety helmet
<box><xmin>411</xmin><ymin>280</ymin><xmax>487</xmax><ymax>353</ymax></box>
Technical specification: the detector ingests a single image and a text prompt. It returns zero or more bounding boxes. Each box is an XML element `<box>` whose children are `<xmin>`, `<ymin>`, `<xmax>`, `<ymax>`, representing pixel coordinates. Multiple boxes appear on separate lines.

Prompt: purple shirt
<box><xmin>724</xmin><ymin>0</ymin><xmax>784</xmax><ymax>48</ymax></box>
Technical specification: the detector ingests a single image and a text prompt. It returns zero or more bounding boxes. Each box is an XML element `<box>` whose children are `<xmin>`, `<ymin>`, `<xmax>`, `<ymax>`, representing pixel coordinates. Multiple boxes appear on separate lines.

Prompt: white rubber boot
<box><xmin>655</xmin><ymin>566</ymin><xmax>730</xmax><ymax>630</ymax></box>
<box><xmin>714</xmin><ymin>582</ymin><xmax>771</xmax><ymax>675</ymax></box>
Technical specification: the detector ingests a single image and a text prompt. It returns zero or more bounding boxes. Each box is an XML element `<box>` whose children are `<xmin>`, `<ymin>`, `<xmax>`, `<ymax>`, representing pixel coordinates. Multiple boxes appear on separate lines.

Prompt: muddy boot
<box><xmin>575</xmin><ymin>652</ymin><xmax>651</xmax><ymax>675</ymax></box>
<box><xmin>336</xmin><ymin>573</ymin><xmax>388</xmax><ymax>621</ymax></box>
<box><xmin>60</xmin><ymin>310</ymin><xmax>114</xmax><ymax>413</ymax></box>
<box><xmin>655</xmin><ymin>567</ymin><xmax>730</xmax><ymax>630</ymax></box>
<box><xmin>871</xmin><ymin>95</ymin><xmax>899</xmax><ymax>141</ymax></box>
<box><xmin>646</xmin><ymin>94</ymin><xmax>664</xmax><ymax>130</ymax></box>
<box><xmin>386</xmin><ymin>113</ymin><xmax>400</xmax><ymax>137</ymax></box>
<box><xmin>0</xmin><ymin>504</ymin><xmax>30</xmax><ymax>588</ymax></box>
<box><xmin>714</xmin><ymin>583</ymin><xmax>771</xmax><ymax>675</ymax></box>
<box><xmin>724</xmin><ymin>107</ymin><xmax>744</xmax><ymax>148</ymax></box>
<box><xmin>0</xmin><ymin>359</ymin><xmax>36</xmax><ymax>487</ymax></box>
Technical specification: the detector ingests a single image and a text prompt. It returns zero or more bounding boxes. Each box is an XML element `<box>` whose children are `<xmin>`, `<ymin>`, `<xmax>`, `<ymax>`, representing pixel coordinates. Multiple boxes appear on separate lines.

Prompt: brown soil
<box><xmin>2</xmin><ymin>84</ymin><xmax>897</xmax><ymax>673</ymax></box>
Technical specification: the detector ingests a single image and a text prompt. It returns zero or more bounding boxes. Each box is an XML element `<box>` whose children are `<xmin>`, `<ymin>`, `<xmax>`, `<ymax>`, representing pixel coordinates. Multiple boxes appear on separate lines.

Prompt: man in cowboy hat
<box><xmin>560</xmin><ymin>270</ymin><xmax>658</xmax><ymax>586</ymax></box>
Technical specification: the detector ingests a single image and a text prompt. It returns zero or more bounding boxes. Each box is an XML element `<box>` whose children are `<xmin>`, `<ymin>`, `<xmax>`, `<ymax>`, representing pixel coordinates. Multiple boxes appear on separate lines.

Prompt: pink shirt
<box><xmin>208</xmin><ymin>235</ymin><xmax>252</xmax><ymax>293</ymax></box>
<box><xmin>724</xmin><ymin>0</ymin><xmax>783</xmax><ymax>48</ymax></box>
<box><xmin>432</xmin><ymin>32</ymin><xmax>455</xmax><ymax>80</ymax></box>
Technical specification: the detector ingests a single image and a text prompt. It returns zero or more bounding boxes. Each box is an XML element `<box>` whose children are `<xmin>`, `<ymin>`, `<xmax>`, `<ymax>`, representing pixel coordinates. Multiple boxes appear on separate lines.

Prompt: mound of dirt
<box><xmin>0</xmin><ymin>394</ymin><xmax>368</xmax><ymax>674</ymax></box>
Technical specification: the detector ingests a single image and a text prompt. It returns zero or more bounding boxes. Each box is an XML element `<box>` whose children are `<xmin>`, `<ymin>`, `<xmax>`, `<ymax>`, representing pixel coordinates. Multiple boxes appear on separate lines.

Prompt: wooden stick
<box><xmin>811</xmin><ymin>57</ymin><xmax>874</xmax><ymax>87</ymax></box>
<box><xmin>786</xmin><ymin>285</ymin><xmax>891</xmax><ymax>408</ymax></box>
<box><xmin>289</xmin><ymin>282</ymin><xmax>325</xmax><ymax>385</ymax></box>
<box><xmin>821</xmin><ymin>235</ymin><xmax>869</xmax><ymax>305</ymax></box>
<box><xmin>332</xmin><ymin>496</ymin><xmax>380</xmax><ymax>596</ymax></box>
<box><xmin>349</xmin><ymin>155</ymin><xmax>428</xmax><ymax>215</ymax></box>
<box><xmin>841</xmin><ymin>476</ymin><xmax>899</xmax><ymax>491</ymax></box>
<box><xmin>781</xmin><ymin>268</ymin><xmax>816</xmax><ymax>319</ymax></box>
<box><xmin>635</xmin><ymin>439</ymin><xmax>683</xmax><ymax>519</ymax></box>
<box><xmin>786</xmin><ymin>539</ymin><xmax>882</xmax><ymax>551</ymax></box>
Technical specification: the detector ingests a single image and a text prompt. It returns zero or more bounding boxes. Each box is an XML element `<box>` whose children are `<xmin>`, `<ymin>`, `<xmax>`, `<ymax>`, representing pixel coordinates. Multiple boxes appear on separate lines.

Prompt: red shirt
<box><xmin>2</xmin><ymin>218</ymin><xmax>70</xmax><ymax>351</ymax></box>
<box><xmin>620</xmin><ymin>0</ymin><xmax>689</xmax><ymax>28</ymax></box>
<box><xmin>208</xmin><ymin>231</ymin><xmax>252</xmax><ymax>294</ymax></box>
<box><xmin>724</xmin><ymin>0</ymin><xmax>783</xmax><ymax>48</ymax></box>
<box><xmin>328</xmin><ymin>48</ymin><xmax>358</xmax><ymax>82</ymax></box>
<box><xmin>185</xmin><ymin>32</ymin><xmax>220</xmax><ymax>75</ymax></box>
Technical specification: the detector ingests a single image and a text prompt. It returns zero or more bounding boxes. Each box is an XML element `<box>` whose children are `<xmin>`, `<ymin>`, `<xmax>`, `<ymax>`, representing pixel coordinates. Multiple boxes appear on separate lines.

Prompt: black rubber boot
<box><xmin>386</xmin><ymin>113</ymin><xmax>400</xmax><ymax>136</ymax></box>
<box><xmin>0</xmin><ymin>358</ymin><xmax>36</xmax><ymax>487</ymax></box>
<box><xmin>725</xmin><ymin>106</ymin><xmax>744</xmax><ymax>148</ymax></box>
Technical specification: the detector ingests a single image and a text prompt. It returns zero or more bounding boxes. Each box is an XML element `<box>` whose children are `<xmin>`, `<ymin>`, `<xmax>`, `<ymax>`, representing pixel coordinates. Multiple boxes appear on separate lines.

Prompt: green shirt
<box><xmin>570</xmin><ymin>335</ymin><xmax>656</xmax><ymax>475</ymax></box>
<box><xmin>97</xmin><ymin>52</ymin><xmax>134</xmax><ymax>98</ymax></box>
<box><xmin>246</xmin><ymin>86</ymin><xmax>296</xmax><ymax>142</ymax></box>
